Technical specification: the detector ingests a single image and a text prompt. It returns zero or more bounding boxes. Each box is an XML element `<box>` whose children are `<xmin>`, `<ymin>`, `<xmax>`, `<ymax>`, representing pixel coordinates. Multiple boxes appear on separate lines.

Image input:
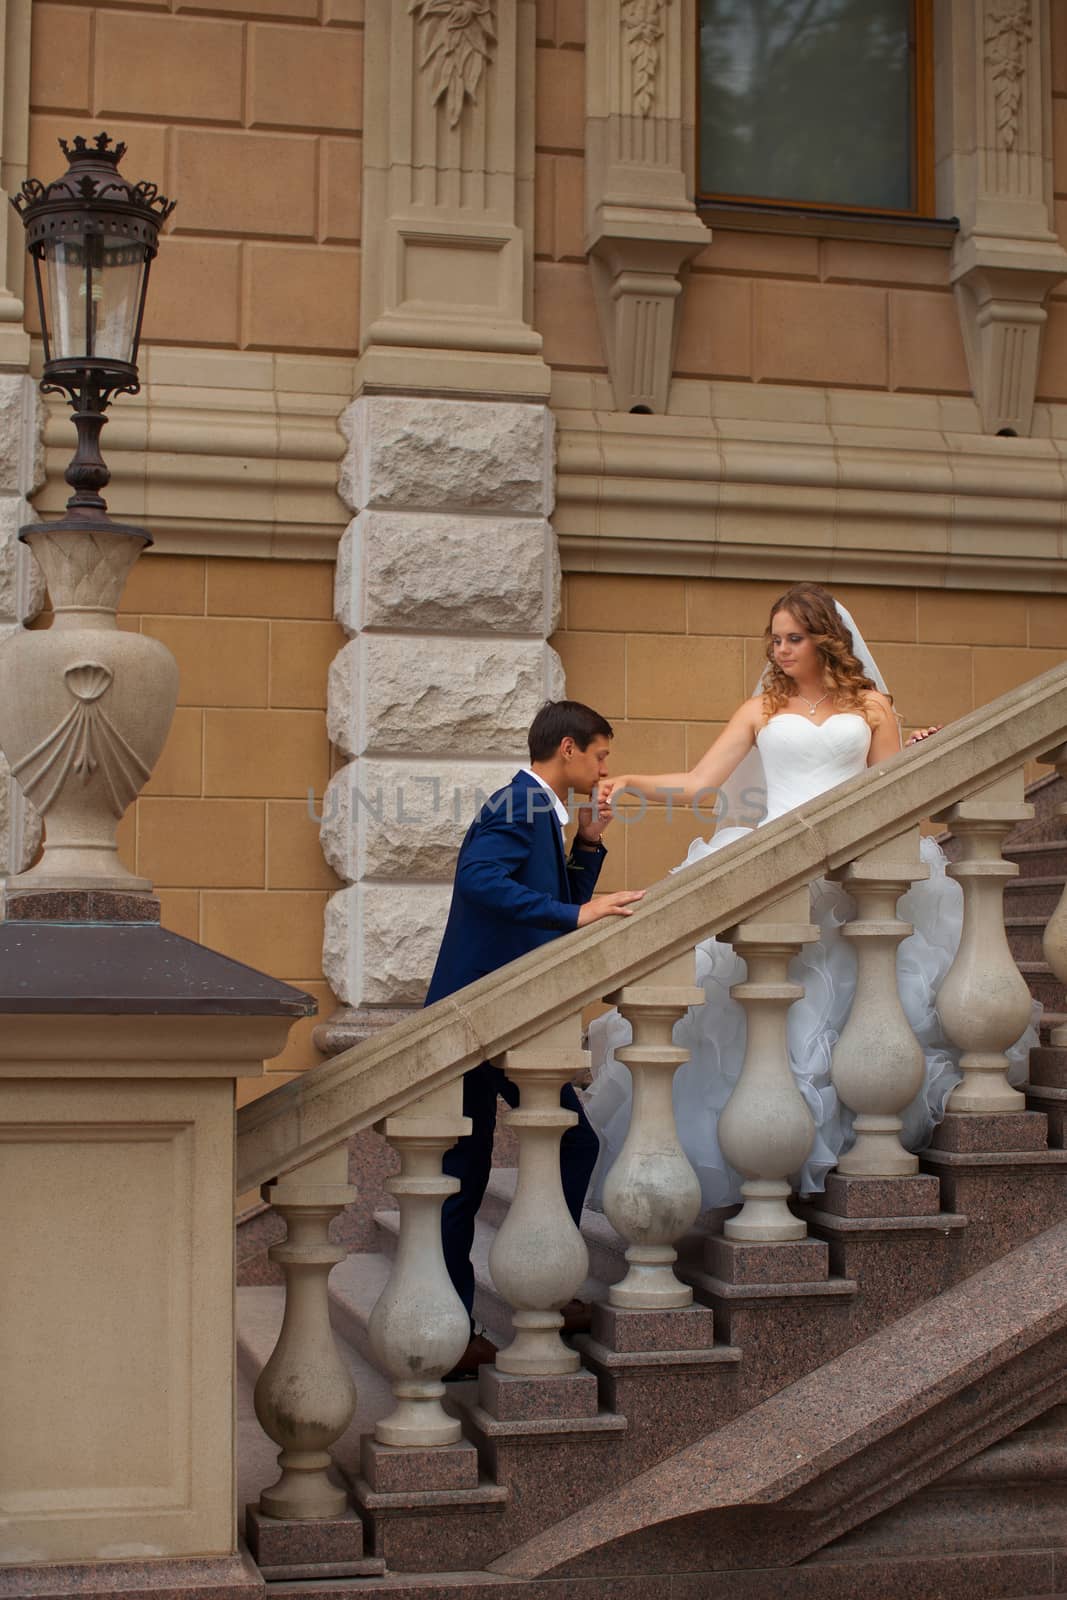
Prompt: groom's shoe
<box><xmin>442</xmin><ymin>1330</ymin><xmax>498</xmax><ymax>1382</ymax></box>
<box><xmin>560</xmin><ymin>1298</ymin><xmax>593</xmax><ymax>1334</ymax></box>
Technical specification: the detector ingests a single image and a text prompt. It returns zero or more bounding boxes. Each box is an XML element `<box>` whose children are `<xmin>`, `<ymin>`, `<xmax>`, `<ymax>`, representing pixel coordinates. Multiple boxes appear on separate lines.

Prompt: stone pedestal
<box><xmin>0</xmin><ymin>919</ymin><xmax>312</xmax><ymax>1566</ymax></box>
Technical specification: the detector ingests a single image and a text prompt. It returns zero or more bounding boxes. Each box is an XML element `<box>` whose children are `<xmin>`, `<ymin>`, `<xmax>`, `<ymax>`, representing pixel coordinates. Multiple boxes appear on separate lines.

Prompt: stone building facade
<box><xmin>3</xmin><ymin>0</ymin><xmax>1067</xmax><ymax>1104</ymax></box>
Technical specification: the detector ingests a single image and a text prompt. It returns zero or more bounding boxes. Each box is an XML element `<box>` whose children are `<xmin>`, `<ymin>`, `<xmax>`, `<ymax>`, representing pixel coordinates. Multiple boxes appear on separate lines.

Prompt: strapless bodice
<box><xmin>756</xmin><ymin>713</ymin><xmax>871</xmax><ymax>822</ymax></box>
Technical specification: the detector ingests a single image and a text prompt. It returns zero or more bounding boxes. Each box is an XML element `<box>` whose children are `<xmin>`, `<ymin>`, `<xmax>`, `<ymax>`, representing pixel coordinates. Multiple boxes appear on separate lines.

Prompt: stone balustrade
<box><xmin>246</xmin><ymin>726</ymin><xmax>1063</xmax><ymax>1520</ymax></box>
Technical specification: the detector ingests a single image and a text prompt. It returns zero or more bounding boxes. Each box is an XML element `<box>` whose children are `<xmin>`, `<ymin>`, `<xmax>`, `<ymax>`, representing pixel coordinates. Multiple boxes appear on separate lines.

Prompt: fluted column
<box><xmin>718</xmin><ymin>887</ymin><xmax>818</xmax><ymax>1241</ymax></box>
<box><xmin>933</xmin><ymin>771</ymin><xmax>1034</xmax><ymax>1112</ymax></box>
<box><xmin>489</xmin><ymin>1016</ymin><xmax>589</xmax><ymax>1375</ymax></box>
<box><xmin>1041</xmin><ymin>742</ymin><xmax>1067</xmax><ymax>1047</ymax></box>
<box><xmin>830</xmin><ymin>829</ymin><xmax>928</xmax><ymax>1174</ymax></box>
<box><xmin>255</xmin><ymin>1147</ymin><xmax>358</xmax><ymax>1520</ymax></box>
<box><xmin>602</xmin><ymin>951</ymin><xmax>704</xmax><ymax>1307</ymax></box>
<box><xmin>369</xmin><ymin>1081</ymin><xmax>471</xmax><ymax>1445</ymax></box>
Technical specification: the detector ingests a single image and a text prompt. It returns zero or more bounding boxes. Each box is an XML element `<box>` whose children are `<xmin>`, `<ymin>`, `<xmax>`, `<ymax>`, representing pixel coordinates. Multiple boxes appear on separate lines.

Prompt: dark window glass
<box><xmin>699</xmin><ymin>0</ymin><xmax>915</xmax><ymax>212</ymax></box>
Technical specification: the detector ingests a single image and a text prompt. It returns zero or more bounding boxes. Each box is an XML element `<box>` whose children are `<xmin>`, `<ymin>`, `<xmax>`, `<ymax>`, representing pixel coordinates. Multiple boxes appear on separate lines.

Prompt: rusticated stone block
<box><xmin>930</xmin><ymin>1111</ymin><xmax>1048</xmax><ymax>1154</ymax></box>
<box><xmin>338</xmin><ymin>396</ymin><xmax>554</xmax><ymax>516</ymax></box>
<box><xmin>478</xmin><ymin>1365</ymin><xmax>599</xmax><ymax>1422</ymax></box>
<box><xmin>319</xmin><ymin>757</ymin><xmax>518</xmax><ymax>882</ymax></box>
<box><xmin>335</xmin><ymin>510</ymin><xmax>559</xmax><ymax>636</ymax></box>
<box><xmin>327</xmin><ymin>634</ymin><xmax>564</xmax><ymax>760</ymax></box>
<box><xmin>360</xmin><ymin>1436</ymin><xmax>480</xmax><ymax>1493</ymax></box>
<box><xmin>322</xmin><ymin>882</ymin><xmax>452</xmax><ymax>1006</ymax></box>
<box><xmin>821</xmin><ymin>1172</ymin><xmax>942</xmax><ymax>1218</ymax></box>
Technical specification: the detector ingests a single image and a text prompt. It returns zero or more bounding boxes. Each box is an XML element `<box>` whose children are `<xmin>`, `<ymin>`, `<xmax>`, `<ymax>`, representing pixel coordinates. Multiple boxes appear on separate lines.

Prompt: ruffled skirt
<box><xmin>584</xmin><ymin>834</ymin><xmax>1038</xmax><ymax>1210</ymax></box>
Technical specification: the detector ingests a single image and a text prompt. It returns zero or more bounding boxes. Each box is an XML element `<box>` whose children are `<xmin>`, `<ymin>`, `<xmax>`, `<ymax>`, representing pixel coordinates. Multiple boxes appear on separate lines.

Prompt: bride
<box><xmin>585</xmin><ymin>582</ymin><xmax>1035</xmax><ymax>1209</ymax></box>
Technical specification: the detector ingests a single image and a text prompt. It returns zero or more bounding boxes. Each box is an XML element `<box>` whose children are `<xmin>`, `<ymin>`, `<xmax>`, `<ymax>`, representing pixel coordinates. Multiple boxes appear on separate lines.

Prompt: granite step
<box><xmin>1017</xmin><ymin>961</ymin><xmax>1065</xmax><ymax>1012</ymax></box>
<box><xmin>1003</xmin><ymin>875</ymin><xmax>1066</xmax><ymax>917</ymax></box>
<box><xmin>1006</xmin><ymin>916</ymin><xmax>1052</xmax><ymax>963</ymax></box>
<box><xmin>1004</xmin><ymin>840</ymin><xmax>1067</xmax><ymax>876</ymax></box>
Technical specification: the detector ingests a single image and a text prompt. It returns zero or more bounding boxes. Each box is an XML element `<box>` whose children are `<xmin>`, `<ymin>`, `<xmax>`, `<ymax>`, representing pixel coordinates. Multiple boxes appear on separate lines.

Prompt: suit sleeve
<box><xmin>566</xmin><ymin>842</ymin><xmax>607</xmax><ymax>905</ymax></box>
<box><xmin>456</xmin><ymin>804</ymin><xmax>581</xmax><ymax>931</ymax></box>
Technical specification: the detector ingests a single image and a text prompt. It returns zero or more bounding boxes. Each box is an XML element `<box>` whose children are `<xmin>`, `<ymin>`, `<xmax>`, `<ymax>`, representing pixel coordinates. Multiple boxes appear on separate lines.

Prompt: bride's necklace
<box><xmin>799</xmin><ymin>691</ymin><xmax>830</xmax><ymax>717</ymax></box>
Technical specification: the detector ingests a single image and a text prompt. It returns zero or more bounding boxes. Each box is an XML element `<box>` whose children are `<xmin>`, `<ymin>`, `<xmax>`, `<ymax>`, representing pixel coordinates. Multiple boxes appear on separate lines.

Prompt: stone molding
<box><xmin>551</xmin><ymin>379</ymin><xmax>1067</xmax><ymax>588</ymax></box>
<box><xmin>937</xmin><ymin>0</ymin><xmax>1067</xmax><ymax>434</ymax></box>
<box><xmin>324</xmin><ymin>395</ymin><xmax>562</xmax><ymax>1011</ymax></box>
<box><xmin>585</xmin><ymin>0</ymin><xmax>710</xmax><ymax>413</ymax></box>
<box><xmin>357</xmin><ymin>0</ymin><xmax>549</xmax><ymax>399</ymax></box>
<box><xmin>30</xmin><ymin>345</ymin><xmax>352</xmax><ymax>559</ymax></box>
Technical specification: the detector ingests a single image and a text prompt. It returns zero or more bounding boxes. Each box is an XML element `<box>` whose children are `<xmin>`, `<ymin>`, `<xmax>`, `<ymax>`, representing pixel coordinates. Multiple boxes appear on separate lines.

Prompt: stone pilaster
<box><xmin>357</xmin><ymin>0</ymin><xmax>549</xmax><ymax>400</ymax></box>
<box><xmin>318</xmin><ymin>396</ymin><xmax>562</xmax><ymax>1043</ymax></box>
<box><xmin>585</xmin><ymin>0</ymin><xmax>710</xmax><ymax>413</ymax></box>
<box><xmin>936</xmin><ymin>0</ymin><xmax>1067</xmax><ymax>434</ymax></box>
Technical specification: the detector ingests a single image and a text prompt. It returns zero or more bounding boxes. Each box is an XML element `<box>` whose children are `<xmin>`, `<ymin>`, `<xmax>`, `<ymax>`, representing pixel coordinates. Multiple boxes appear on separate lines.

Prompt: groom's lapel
<box><xmin>516</xmin><ymin>770</ymin><xmax>569</xmax><ymax>895</ymax></box>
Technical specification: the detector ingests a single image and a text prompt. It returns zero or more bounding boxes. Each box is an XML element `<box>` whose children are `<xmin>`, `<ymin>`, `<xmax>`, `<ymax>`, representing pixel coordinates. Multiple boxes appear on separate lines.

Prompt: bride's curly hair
<box><xmin>762</xmin><ymin>583</ymin><xmax>880</xmax><ymax>721</ymax></box>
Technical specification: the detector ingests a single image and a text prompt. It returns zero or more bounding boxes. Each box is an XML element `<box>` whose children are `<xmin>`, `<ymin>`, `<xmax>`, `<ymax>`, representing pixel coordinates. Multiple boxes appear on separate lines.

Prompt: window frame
<box><xmin>695</xmin><ymin>0</ymin><xmax>935</xmax><ymax>221</ymax></box>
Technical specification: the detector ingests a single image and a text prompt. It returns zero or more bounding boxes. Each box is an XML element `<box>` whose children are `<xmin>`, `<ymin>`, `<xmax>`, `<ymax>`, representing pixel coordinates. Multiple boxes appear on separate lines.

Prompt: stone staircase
<box><xmin>234</xmin><ymin>764</ymin><xmax>1067</xmax><ymax>1596</ymax></box>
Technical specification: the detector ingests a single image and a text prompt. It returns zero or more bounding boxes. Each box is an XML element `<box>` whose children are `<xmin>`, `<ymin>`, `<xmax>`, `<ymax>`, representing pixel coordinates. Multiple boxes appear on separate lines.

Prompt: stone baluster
<box><xmin>489</xmin><ymin>1015</ymin><xmax>590</xmax><ymax>1375</ymax></box>
<box><xmin>933</xmin><ymin>772</ymin><xmax>1034</xmax><ymax>1113</ymax></box>
<box><xmin>368</xmin><ymin>1081</ymin><xmax>471</xmax><ymax>1445</ymax></box>
<box><xmin>830</xmin><ymin>829</ymin><xmax>929</xmax><ymax>1174</ymax></box>
<box><xmin>717</xmin><ymin>887</ymin><xmax>819</xmax><ymax>1241</ymax></box>
<box><xmin>1040</xmin><ymin>742</ymin><xmax>1067</xmax><ymax>1047</ymax></box>
<box><xmin>601</xmin><ymin>951</ymin><xmax>705</xmax><ymax>1308</ymax></box>
<box><xmin>254</xmin><ymin>1147</ymin><xmax>358</xmax><ymax>1520</ymax></box>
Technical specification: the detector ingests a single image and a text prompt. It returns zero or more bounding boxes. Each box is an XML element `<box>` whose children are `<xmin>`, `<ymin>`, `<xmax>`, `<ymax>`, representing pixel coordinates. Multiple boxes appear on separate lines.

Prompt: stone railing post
<box><xmin>601</xmin><ymin>951</ymin><xmax>704</xmax><ymax>1307</ymax></box>
<box><xmin>717</xmin><ymin>886</ymin><xmax>818</xmax><ymax>1241</ymax></box>
<box><xmin>489</xmin><ymin>1015</ymin><xmax>590</xmax><ymax>1375</ymax></box>
<box><xmin>829</xmin><ymin>828</ymin><xmax>929</xmax><ymax>1174</ymax></box>
<box><xmin>932</xmin><ymin>771</ymin><xmax>1034</xmax><ymax>1113</ymax></box>
<box><xmin>1041</xmin><ymin>742</ymin><xmax>1067</xmax><ymax>1046</ymax></box>
<box><xmin>254</xmin><ymin>1146</ymin><xmax>358</xmax><ymax>1519</ymax></box>
<box><xmin>368</xmin><ymin>1081</ymin><xmax>471</xmax><ymax>1446</ymax></box>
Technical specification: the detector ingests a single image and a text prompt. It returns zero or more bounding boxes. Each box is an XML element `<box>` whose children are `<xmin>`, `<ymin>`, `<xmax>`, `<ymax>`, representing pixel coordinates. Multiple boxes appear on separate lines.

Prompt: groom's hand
<box><xmin>575</xmin><ymin>783</ymin><xmax>615</xmax><ymax>846</ymax></box>
<box><xmin>577</xmin><ymin>889</ymin><xmax>644</xmax><ymax>926</ymax></box>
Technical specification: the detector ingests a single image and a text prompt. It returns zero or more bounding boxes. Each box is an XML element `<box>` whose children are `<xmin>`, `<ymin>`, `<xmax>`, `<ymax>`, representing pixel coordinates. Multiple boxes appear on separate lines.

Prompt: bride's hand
<box><xmin>906</xmin><ymin>725</ymin><xmax>943</xmax><ymax>746</ymax></box>
<box><xmin>598</xmin><ymin>775</ymin><xmax>631</xmax><ymax>811</ymax></box>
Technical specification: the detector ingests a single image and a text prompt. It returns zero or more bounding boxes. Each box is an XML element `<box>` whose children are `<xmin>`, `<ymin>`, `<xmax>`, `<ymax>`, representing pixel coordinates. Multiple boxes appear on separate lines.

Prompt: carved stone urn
<box><xmin>0</xmin><ymin>526</ymin><xmax>178</xmax><ymax>893</ymax></box>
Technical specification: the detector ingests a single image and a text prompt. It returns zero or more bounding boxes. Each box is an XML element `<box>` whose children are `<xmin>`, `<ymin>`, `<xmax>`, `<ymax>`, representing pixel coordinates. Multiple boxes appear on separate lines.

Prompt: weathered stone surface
<box><xmin>320</xmin><ymin>758</ymin><xmax>521</xmax><ymax>882</ymax></box>
<box><xmin>0</xmin><ymin>496</ymin><xmax>45</xmax><ymax>623</ymax></box>
<box><xmin>335</xmin><ymin>510</ymin><xmax>555</xmax><ymax>636</ymax></box>
<box><xmin>0</xmin><ymin>376</ymin><xmax>41</xmax><ymax>496</ymax></box>
<box><xmin>338</xmin><ymin>396</ymin><xmax>554</xmax><ymax>516</ymax></box>
<box><xmin>323</xmin><ymin>883</ymin><xmax>453</xmax><ymax>1006</ymax></box>
<box><xmin>329</xmin><ymin>635</ymin><xmax>563</xmax><ymax>758</ymax></box>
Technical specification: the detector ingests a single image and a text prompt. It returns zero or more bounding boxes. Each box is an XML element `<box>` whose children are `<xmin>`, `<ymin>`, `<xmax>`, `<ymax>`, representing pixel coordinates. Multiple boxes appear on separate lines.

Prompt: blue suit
<box><xmin>426</xmin><ymin>770</ymin><xmax>605</xmax><ymax>1321</ymax></box>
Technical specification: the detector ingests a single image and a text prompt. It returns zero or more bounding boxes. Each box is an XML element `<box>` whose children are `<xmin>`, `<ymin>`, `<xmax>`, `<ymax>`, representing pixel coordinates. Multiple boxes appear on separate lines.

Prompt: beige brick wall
<box><xmin>30</xmin><ymin>554</ymin><xmax>344</xmax><ymax>1093</ymax></box>
<box><xmin>27</xmin><ymin>0</ymin><xmax>362</xmax><ymax>355</ymax></box>
<box><xmin>554</xmin><ymin>574</ymin><xmax>1067</xmax><ymax>892</ymax></box>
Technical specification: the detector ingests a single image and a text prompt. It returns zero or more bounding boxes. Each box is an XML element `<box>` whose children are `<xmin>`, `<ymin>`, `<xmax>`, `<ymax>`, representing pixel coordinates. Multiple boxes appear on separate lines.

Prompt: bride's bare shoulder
<box><xmin>861</xmin><ymin>688</ymin><xmax>895</xmax><ymax>724</ymax></box>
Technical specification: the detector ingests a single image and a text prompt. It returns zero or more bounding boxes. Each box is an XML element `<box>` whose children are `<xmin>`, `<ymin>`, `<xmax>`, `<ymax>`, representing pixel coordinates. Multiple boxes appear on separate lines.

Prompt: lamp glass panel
<box><xmin>42</xmin><ymin>233</ymin><xmax>148</xmax><ymax>363</ymax></box>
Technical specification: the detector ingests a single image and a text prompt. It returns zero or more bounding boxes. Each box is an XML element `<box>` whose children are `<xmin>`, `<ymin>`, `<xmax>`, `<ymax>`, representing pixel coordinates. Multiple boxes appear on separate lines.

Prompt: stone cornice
<box><xmin>554</xmin><ymin>407</ymin><xmax>1067</xmax><ymax>589</ymax></box>
<box><xmin>30</xmin><ymin>344</ymin><xmax>350</xmax><ymax>558</ymax></box>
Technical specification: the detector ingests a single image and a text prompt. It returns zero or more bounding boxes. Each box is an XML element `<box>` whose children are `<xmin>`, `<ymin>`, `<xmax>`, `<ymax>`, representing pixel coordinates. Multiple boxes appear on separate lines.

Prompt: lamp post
<box><xmin>0</xmin><ymin>135</ymin><xmax>179</xmax><ymax>907</ymax></box>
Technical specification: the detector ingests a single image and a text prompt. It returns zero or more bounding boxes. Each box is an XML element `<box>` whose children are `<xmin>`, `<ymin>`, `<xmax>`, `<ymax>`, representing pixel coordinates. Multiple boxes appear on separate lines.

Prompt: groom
<box><xmin>425</xmin><ymin>699</ymin><xmax>643</xmax><ymax>1379</ymax></box>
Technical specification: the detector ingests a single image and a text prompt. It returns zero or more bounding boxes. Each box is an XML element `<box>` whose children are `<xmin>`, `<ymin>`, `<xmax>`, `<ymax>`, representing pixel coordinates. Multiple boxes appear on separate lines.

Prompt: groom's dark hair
<box><xmin>528</xmin><ymin>700</ymin><xmax>613</xmax><ymax>762</ymax></box>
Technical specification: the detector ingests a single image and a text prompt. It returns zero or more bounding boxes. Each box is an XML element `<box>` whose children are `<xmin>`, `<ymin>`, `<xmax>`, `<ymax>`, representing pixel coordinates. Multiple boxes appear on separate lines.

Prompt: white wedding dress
<box><xmin>584</xmin><ymin>711</ymin><xmax>1037</xmax><ymax>1209</ymax></box>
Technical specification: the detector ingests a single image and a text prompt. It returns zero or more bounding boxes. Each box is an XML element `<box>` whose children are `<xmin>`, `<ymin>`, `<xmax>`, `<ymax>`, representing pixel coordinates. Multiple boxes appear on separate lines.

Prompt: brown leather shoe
<box><xmin>560</xmin><ymin>1298</ymin><xmax>593</xmax><ymax>1335</ymax></box>
<box><xmin>442</xmin><ymin>1331</ymin><xmax>498</xmax><ymax>1382</ymax></box>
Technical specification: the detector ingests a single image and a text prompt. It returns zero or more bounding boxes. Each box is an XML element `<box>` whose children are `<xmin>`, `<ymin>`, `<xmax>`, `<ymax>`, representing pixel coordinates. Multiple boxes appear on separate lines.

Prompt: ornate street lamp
<box><xmin>0</xmin><ymin>135</ymin><xmax>179</xmax><ymax>901</ymax></box>
<box><xmin>10</xmin><ymin>131</ymin><xmax>176</xmax><ymax>534</ymax></box>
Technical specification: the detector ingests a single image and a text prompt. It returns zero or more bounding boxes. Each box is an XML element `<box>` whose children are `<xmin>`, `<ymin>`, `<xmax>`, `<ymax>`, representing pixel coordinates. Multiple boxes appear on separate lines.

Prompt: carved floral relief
<box><xmin>985</xmin><ymin>0</ymin><xmax>1033</xmax><ymax>151</ymax></box>
<box><xmin>621</xmin><ymin>0</ymin><xmax>670</xmax><ymax>117</ymax></box>
<box><xmin>409</xmin><ymin>0</ymin><xmax>497</xmax><ymax>128</ymax></box>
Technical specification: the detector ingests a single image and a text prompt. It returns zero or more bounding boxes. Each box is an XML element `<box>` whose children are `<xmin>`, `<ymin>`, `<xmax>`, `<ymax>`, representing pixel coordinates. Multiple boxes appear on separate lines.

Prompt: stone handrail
<box><xmin>235</xmin><ymin>660</ymin><xmax>1067</xmax><ymax>1195</ymax></box>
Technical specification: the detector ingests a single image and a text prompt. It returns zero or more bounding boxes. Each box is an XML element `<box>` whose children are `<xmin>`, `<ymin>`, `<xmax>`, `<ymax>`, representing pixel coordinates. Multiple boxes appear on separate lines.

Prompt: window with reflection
<box><xmin>698</xmin><ymin>0</ymin><xmax>932</xmax><ymax>215</ymax></box>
